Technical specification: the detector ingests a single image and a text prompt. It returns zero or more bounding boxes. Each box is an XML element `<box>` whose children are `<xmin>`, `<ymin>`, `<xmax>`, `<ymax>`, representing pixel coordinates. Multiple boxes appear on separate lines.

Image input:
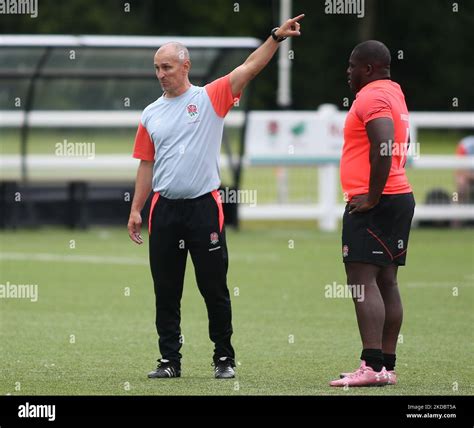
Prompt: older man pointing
<box><xmin>128</xmin><ymin>14</ymin><xmax>304</xmax><ymax>379</ymax></box>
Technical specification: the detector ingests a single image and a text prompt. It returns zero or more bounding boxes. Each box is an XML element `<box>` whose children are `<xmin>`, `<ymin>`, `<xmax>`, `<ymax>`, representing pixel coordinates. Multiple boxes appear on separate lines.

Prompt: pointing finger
<box><xmin>290</xmin><ymin>13</ymin><xmax>305</xmax><ymax>22</ymax></box>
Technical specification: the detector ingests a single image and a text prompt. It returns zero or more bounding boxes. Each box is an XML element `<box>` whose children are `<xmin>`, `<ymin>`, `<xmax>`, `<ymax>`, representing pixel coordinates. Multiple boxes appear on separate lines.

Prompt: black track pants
<box><xmin>148</xmin><ymin>190</ymin><xmax>235</xmax><ymax>363</ymax></box>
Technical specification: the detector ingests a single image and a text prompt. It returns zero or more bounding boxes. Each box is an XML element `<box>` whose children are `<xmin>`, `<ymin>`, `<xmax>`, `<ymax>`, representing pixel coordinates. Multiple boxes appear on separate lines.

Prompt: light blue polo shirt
<box><xmin>133</xmin><ymin>75</ymin><xmax>239</xmax><ymax>199</ymax></box>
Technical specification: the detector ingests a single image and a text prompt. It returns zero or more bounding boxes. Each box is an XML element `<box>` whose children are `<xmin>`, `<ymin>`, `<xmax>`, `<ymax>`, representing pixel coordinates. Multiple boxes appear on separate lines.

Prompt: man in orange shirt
<box><xmin>455</xmin><ymin>136</ymin><xmax>474</xmax><ymax>203</ymax></box>
<box><xmin>330</xmin><ymin>40</ymin><xmax>415</xmax><ymax>387</ymax></box>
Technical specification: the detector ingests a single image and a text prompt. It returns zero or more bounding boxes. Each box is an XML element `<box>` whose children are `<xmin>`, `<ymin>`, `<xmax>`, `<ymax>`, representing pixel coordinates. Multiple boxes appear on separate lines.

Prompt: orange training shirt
<box><xmin>340</xmin><ymin>79</ymin><xmax>412</xmax><ymax>200</ymax></box>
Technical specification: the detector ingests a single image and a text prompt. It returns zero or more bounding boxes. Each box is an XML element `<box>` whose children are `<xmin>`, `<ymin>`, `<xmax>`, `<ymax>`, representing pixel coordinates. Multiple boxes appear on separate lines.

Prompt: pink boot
<box><xmin>330</xmin><ymin>361</ymin><xmax>389</xmax><ymax>387</ymax></box>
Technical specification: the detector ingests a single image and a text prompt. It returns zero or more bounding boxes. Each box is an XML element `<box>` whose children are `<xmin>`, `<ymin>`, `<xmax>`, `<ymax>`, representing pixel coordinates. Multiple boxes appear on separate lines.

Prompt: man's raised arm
<box><xmin>229</xmin><ymin>14</ymin><xmax>304</xmax><ymax>97</ymax></box>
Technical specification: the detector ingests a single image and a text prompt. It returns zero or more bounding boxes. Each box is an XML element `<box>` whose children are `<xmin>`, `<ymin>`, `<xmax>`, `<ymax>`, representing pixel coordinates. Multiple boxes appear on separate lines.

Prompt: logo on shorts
<box><xmin>342</xmin><ymin>245</ymin><xmax>349</xmax><ymax>257</ymax></box>
<box><xmin>186</xmin><ymin>104</ymin><xmax>199</xmax><ymax>118</ymax></box>
<box><xmin>210</xmin><ymin>232</ymin><xmax>219</xmax><ymax>245</ymax></box>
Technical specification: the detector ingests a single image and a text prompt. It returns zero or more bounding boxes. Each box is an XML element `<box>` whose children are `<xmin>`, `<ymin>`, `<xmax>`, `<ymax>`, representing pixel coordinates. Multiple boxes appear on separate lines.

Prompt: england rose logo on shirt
<box><xmin>186</xmin><ymin>104</ymin><xmax>199</xmax><ymax>119</ymax></box>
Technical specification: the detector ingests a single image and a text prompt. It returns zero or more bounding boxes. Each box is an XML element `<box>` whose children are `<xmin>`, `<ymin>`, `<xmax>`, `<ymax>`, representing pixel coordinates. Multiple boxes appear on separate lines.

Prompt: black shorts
<box><xmin>342</xmin><ymin>193</ymin><xmax>415</xmax><ymax>267</ymax></box>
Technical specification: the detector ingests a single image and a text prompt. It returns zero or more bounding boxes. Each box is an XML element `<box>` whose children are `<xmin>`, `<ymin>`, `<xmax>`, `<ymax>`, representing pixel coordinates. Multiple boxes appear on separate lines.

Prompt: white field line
<box><xmin>0</xmin><ymin>251</ymin><xmax>279</xmax><ymax>265</ymax></box>
<box><xmin>0</xmin><ymin>252</ymin><xmax>148</xmax><ymax>266</ymax></box>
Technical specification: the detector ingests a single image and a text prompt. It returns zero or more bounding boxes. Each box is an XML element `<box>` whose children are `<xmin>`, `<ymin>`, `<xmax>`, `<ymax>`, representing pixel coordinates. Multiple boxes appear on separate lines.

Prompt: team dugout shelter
<box><xmin>0</xmin><ymin>35</ymin><xmax>260</xmax><ymax>228</ymax></box>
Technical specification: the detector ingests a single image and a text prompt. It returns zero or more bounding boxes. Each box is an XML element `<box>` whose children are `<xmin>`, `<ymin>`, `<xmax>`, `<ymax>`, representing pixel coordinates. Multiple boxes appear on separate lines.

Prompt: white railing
<box><xmin>240</xmin><ymin>159</ymin><xmax>474</xmax><ymax>229</ymax></box>
<box><xmin>0</xmin><ymin>110</ymin><xmax>245</xmax><ymax>128</ymax></box>
<box><xmin>1</xmin><ymin>109</ymin><xmax>473</xmax><ymax>230</ymax></box>
<box><xmin>242</xmin><ymin>108</ymin><xmax>474</xmax><ymax>229</ymax></box>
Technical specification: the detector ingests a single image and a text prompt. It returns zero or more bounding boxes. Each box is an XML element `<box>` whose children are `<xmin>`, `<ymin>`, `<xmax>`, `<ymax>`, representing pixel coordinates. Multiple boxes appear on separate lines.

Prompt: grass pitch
<box><xmin>1</xmin><ymin>224</ymin><xmax>472</xmax><ymax>395</ymax></box>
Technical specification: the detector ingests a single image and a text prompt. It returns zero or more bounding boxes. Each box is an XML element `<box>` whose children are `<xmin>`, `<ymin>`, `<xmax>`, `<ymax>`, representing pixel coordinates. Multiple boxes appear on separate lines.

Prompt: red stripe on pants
<box><xmin>211</xmin><ymin>190</ymin><xmax>224</xmax><ymax>232</ymax></box>
<box><xmin>367</xmin><ymin>228</ymin><xmax>393</xmax><ymax>260</ymax></box>
<box><xmin>148</xmin><ymin>192</ymin><xmax>160</xmax><ymax>234</ymax></box>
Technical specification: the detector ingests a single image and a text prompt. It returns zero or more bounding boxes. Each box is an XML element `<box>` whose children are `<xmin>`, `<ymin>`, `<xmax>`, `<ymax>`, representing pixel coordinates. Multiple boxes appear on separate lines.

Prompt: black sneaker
<box><xmin>147</xmin><ymin>359</ymin><xmax>181</xmax><ymax>378</ymax></box>
<box><xmin>213</xmin><ymin>357</ymin><xmax>235</xmax><ymax>379</ymax></box>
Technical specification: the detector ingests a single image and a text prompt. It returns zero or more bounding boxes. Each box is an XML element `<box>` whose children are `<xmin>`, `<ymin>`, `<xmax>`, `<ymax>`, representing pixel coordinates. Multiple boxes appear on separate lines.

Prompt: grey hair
<box><xmin>157</xmin><ymin>42</ymin><xmax>190</xmax><ymax>63</ymax></box>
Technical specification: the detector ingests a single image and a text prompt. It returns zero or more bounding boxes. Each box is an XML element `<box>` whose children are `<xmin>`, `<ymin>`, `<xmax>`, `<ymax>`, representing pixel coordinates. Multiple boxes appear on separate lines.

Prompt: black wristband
<box><xmin>271</xmin><ymin>27</ymin><xmax>287</xmax><ymax>43</ymax></box>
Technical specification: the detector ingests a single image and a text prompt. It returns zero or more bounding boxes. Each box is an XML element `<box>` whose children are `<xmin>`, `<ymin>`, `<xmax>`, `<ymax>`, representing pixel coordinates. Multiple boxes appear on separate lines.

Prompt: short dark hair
<box><xmin>352</xmin><ymin>40</ymin><xmax>391</xmax><ymax>67</ymax></box>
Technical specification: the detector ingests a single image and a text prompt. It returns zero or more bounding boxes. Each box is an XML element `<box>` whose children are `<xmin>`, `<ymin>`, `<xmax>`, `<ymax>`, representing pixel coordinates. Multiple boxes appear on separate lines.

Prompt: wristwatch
<box><xmin>271</xmin><ymin>27</ymin><xmax>287</xmax><ymax>43</ymax></box>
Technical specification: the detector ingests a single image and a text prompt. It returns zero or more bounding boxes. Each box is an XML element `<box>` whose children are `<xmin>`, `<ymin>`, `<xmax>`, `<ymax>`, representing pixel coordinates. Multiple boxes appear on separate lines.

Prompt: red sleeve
<box><xmin>205</xmin><ymin>74</ymin><xmax>241</xmax><ymax>118</ymax></box>
<box><xmin>456</xmin><ymin>144</ymin><xmax>467</xmax><ymax>155</ymax></box>
<box><xmin>132</xmin><ymin>123</ymin><xmax>155</xmax><ymax>161</ymax></box>
<box><xmin>355</xmin><ymin>89</ymin><xmax>393</xmax><ymax>125</ymax></box>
